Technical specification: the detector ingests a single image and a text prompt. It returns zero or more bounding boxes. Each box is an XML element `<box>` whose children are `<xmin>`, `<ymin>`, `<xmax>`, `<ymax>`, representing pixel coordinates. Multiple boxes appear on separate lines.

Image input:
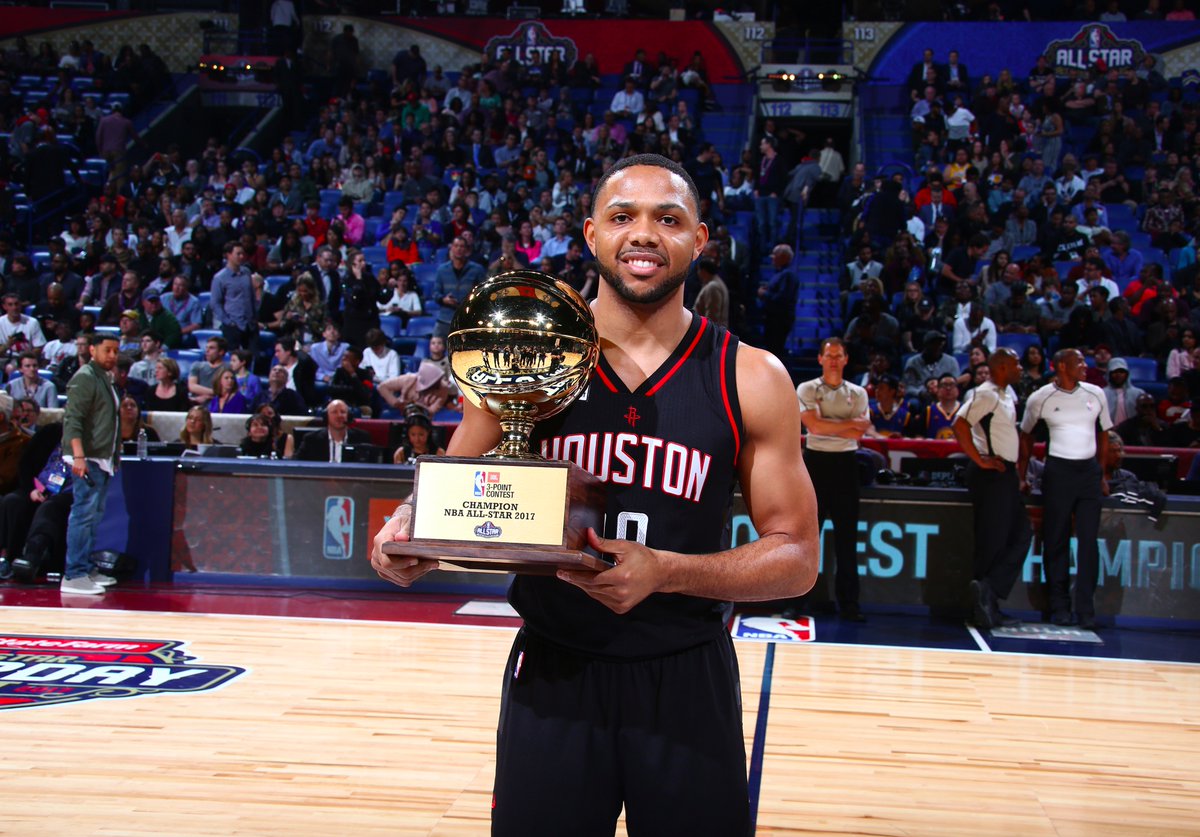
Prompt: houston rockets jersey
<box><xmin>511</xmin><ymin>312</ymin><xmax>744</xmax><ymax>659</ymax></box>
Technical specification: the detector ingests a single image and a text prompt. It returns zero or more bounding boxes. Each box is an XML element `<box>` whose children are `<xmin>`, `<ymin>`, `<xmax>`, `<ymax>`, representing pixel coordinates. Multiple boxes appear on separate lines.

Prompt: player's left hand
<box><xmin>556</xmin><ymin>528</ymin><xmax>666</xmax><ymax>615</ymax></box>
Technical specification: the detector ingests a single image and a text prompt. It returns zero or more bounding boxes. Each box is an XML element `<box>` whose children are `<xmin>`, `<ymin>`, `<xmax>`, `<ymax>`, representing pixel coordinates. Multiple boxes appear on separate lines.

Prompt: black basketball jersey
<box><xmin>511</xmin><ymin>312</ymin><xmax>744</xmax><ymax>659</ymax></box>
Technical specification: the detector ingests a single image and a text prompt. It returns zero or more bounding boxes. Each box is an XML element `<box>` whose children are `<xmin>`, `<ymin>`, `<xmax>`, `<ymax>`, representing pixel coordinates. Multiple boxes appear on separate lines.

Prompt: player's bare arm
<box><xmin>560</xmin><ymin>344</ymin><xmax>818</xmax><ymax>611</ymax></box>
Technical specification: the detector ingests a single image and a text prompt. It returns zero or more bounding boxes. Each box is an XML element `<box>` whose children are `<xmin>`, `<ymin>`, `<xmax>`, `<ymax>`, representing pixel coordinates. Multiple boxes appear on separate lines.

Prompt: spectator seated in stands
<box><xmin>208</xmin><ymin>366</ymin><xmax>249</xmax><ymax>416</ymax></box>
<box><xmin>903</xmin><ymin>331</ymin><xmax>959</xmax><ymax>394</ymax></box>
<box><xmin>187</xmin><ymin>336</ymin><xmax>227</xmax><ymax>405</ymax></box>
<box><xmin>119</xmin><ymin>395</ymin><xmax>160</xmax><ymax>448</ymax></box>
<box><xmin>7</xmin><ymin>351</ymin><xmax>57</xmax><ymax>409</ymax></box>
<box><xmin>1104</xmin><ymin>358</ymin><xmax>1148</xmax><ymax>427</ymax></box>
<box><xmin>252</xmin><ymin>364</ymin><xmax>307</xmax><ymax>417</ymax></box>
<box><xmin>271</xmin><ymin>336</ymin><xmax>319</xmax><ymax>409</ymax></box>
<box><xmin>294</xmin><ymin>400</ymin><xmax>370</xmax><ymax>463</ymax></box>
<box><xmin>867</xmin><ymin>375</ymin><xmax>913</xmax><ymax>439</ymax></box>
<box><xmin>327</xmin><ymin>346</ymin><xmax>375</xmax><ymax>413</ymax></box>
<box><xmin>392</xmin><ymin>412</ymin><xmax>445</xmax><ymax>465</ymax></box>
<box><xmin>178</xmin><ymin>405</ymin><xmax>214</xmax><ymax>450</ymax></box>
<box><xmin>310</xmin><ymin>320</ymin><xmax>348</xmax><ymax>384</ymax></box>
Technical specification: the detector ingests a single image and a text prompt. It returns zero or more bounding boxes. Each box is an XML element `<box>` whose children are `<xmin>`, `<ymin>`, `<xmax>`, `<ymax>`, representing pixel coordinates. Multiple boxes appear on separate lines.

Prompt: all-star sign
<box><xmin>0</xmin><ymin>634</ymin><xmax>246</xmax><ymax>711</ymax></box>
<box><xmin>1044</xmin><ymin>24</ymin><xmax>1146</xmax><ymax>71</ymax></box>
<box><xmin>484</xmin><ymin>21</ymin><xmax>579</xmax><ymax>69</ymax></box>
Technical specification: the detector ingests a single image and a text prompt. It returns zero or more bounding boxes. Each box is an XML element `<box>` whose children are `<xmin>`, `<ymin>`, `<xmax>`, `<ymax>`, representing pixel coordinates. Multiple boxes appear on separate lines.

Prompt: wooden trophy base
<box><xmin>382</xmin><ymin>455</ymin><xmax>610</xmax><ymax>575</ymax></box>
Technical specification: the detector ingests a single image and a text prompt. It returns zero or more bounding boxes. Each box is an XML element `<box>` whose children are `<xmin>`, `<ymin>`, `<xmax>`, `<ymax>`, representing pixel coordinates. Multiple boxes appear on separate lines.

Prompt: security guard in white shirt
<box><xmin>1018</xmin><ymin>348</ymin><xmax>1113</xmax><ymax>629</ymax></box>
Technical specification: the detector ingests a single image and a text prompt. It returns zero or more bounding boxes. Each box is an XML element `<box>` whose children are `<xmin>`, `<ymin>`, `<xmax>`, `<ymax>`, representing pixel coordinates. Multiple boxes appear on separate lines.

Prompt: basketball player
<box><xmin>371</xmin><ymin>154</ymin><xmax>818</xmax><ymax>837</ymax></box>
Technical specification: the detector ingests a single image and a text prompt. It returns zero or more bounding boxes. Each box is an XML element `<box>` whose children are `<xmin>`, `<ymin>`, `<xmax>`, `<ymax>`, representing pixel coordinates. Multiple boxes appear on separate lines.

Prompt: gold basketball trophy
<box><xmin>382</xmin><ymin>270</ymin><xmax>611</xmax><ymax>574</ymax></box>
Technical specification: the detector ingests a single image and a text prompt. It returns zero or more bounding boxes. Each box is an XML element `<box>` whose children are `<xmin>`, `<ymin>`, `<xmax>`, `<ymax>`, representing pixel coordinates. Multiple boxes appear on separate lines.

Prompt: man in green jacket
<box><xmin>60</xmin><ymin>333</ymin><xmax>121</xmax><ymax>595</ymax></box>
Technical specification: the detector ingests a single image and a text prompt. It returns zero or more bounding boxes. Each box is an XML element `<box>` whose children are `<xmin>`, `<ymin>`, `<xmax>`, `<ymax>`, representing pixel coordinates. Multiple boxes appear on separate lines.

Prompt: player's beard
<box><xmin>596</xmin><ymin>251</ymin><xmax>689</xmax><ymax>305</ymax></box>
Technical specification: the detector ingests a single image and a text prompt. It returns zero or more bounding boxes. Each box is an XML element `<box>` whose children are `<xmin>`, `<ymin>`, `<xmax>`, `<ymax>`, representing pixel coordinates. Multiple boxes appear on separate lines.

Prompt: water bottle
<box><xmin>137</xmin><ymin>428</ymin><xmax>148</xmax><ymax>460</ymax></box>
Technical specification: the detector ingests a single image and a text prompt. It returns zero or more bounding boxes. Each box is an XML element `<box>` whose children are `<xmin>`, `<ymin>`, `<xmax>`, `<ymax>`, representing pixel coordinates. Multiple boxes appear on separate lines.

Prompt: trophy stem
<box><xmin>486</xmin><ymin>400</ymin><xmax>543</xmax><ymax>460</ymax></box>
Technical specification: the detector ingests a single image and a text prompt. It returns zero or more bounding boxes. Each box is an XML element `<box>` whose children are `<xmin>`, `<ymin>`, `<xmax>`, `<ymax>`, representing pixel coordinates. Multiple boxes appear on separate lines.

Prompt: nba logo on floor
<box><xmin>731</xmin><ymin>615</ymin><xmax>815</xmax><ymax>643</ymax></box>
<box><xmin>324</xmin><ymin>497</ymin><xmax>354</xmax><ymax>560</ymax></box>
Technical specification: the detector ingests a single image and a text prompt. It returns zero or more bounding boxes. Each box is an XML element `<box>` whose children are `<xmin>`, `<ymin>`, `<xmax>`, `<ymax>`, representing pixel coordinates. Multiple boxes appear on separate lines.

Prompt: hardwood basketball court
<box><xmin>1</xmin><ymin>592</ymin><xmax>1197</xmax><ymax>836</ymax></box>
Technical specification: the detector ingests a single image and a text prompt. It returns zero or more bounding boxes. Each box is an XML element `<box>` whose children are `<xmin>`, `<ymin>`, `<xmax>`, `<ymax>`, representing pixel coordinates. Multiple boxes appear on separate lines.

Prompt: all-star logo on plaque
<box><xmin>0</xmin><ymin>634</ymin><xmax>246</xmax><ymax>711</ymax></box>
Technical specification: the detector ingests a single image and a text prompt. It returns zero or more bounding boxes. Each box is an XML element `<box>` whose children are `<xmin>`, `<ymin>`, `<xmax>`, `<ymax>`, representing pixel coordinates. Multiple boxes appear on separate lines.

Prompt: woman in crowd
<box><xmin>239</xmin><ymin>413</ymin><xmax>288</xmax><ymax>459</ymax></box>
<box><xmin>142</xmin><ymin>358</ymin><xmax>191</xmax><ymax>413</ymax></box>
<box><xmin>179</xmin><ymin>405</ymin><xmax>214</xmax><ymax>449</ymax></box>
<box><xmin>392</xmin><ymin>413</ymin><xmax>444</xmax><ymax>465</ymax></box>
<box><xmin>378</xmin><ymin>266</ymin><xmax>423</xmax><ymax>324</ymax></box>
<box><xmin>273</xmin><ymin>273</ymin><xmax>325</xmax><ymax>344</ymax></box>
<box><xmin>209</xmin><ymin>367</ymin><xmax>249</xmax><ymax>415</ymax></box>
<box><xmin>119</xmin><ymin>396</ymin><xmax>160</xmax><ymax>446</ymax></box>
<box><xmin>384</xmin><ymin>224</ymin><xmax>420</xmax><ymax>266</ymax></box>
<box><xmin>1015</xmin><ymin>343</ymin><xmax>1050</xmax><ymax>404</ymax></box>
<box><xmin>254</xmin><ymin>405</ymin><xmax>295</xmax><ymax>459</ymax></box>
<box><xmin>1167</xmin><ymin>327</ymin><xmax>1198</xmax><ymax>379</ymax></box>
<box><xmin>514</xmin><ymin>220</ymin><xmax>542</xmax><ymax>266</ymax></box>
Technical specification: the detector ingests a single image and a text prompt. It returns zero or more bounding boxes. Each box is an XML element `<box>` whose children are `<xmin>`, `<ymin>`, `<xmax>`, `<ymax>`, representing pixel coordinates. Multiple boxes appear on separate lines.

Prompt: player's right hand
<box><xmin>369</xmin><ymin>503</ymin><xmax>439</xmax><ymax>587</ymax></box>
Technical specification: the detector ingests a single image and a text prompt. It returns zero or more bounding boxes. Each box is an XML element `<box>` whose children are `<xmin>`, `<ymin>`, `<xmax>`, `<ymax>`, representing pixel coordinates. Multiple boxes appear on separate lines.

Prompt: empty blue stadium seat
<box><xmin>405</xmin><ymin>316</ymin><xmax>436</xmax><ymax>337</ymax></box>
<box><xmin>1123</xmin><ymin>356</ymin><xmax>1158</xmax><ymax>382</ymax></box>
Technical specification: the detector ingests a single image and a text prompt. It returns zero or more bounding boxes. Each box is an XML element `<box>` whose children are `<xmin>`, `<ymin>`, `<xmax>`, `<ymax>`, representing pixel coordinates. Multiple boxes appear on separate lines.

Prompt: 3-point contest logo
<box><xmin>324</xmin><ymin>496</ymin><xmax>354</xmax><ymax>560</ymax></box>
<box><xmin>731</xmin><ymin>615</ymin><xmax>815</xmax><ymax>643</ymax></box>
<box><xmin>0</xmin><ymin>634</ymin><xmax>246</xmax><ymax>711</ymax></box>
<box><xmin>474</xmin><ymin>470</ymin><xmax>501</xmax><ymax>497</ymax></box>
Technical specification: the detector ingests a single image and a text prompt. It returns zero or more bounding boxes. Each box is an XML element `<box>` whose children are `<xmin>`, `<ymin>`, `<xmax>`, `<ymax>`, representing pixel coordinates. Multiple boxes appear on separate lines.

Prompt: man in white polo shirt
<box><xmin>795</xmin><ymin>337</ymin><xmax>870</xmax><ymax>621</ymax></box>
<box><xmin>1018</xmin><ymin>348</ymin><xmax>1113</xmax><ymax>629</ymax></box>
<box><xmin>952</xmin><ymin>347</ymin><xmax>1030</xmax><ymax>630</ymax></box>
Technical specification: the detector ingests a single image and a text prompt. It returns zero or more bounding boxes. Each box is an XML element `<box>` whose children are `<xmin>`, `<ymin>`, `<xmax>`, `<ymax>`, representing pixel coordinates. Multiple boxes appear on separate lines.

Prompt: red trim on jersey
<box><xmin>593</xmin><ymin>364</ymin><xmax>619</xmax><ymax>393</ymax></box>
<box><xmin>645</xmin><ymin>317</ymin><xmax>708</xmax><ymax>397</ymax></box>
<box><xmin>719</xmin><ymin>330</ymin><xmax>740</xmax><ymax>465</ymax></box>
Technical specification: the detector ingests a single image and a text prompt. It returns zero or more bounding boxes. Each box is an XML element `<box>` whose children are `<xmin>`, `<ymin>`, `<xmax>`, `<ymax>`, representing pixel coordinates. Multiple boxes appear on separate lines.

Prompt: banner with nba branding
<box><xmin>849</xmin><ymin>21</ymin><xmax>1200</xmax><ymax>83</ymax></box>
<box><xmin>0</xmin><ymin>634</ymin><xmax>245</xmax><ymax>712</ymax></box>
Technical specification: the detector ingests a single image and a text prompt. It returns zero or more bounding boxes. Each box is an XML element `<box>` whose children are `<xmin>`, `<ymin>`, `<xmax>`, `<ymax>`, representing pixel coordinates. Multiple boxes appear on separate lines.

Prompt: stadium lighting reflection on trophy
<box><xmin>383</xmin><ymin>270</ymin><xmax>611</xmax><ymax>574</ymax></box>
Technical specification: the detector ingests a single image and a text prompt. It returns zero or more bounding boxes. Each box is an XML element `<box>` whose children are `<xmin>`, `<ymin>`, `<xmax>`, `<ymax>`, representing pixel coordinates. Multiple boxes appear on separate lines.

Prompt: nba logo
<box><xmin>324</xmin><ymin>497</ymin><xmax>354</xmax><ymax>560</ymax></box>
<box><xmin>1089</xmin><ymin>27</ymin><xmax>1101</xmax><ymax>49</ymax></box>
<box><xmin>473</xmin><ymin>471</ymin><xmax>500</xmax><ymax>497</ymax></box>
<box><xmin>525</xmin><ymin>24</ymin><xmax>538</xmax><ymax>46</ymax></box>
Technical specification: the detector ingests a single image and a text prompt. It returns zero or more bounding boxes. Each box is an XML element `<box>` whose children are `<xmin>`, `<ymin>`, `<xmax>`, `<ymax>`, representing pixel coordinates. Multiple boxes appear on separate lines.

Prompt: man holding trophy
<box><xmin>371</xmin><ymin>154</ymin><xmax>818</xmax><ymax>837</ymax></box>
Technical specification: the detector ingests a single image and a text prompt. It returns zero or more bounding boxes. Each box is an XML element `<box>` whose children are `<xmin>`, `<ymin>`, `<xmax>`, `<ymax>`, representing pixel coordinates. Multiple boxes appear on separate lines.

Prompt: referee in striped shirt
<box><xmin>1018</xmin><ymin>348</ymin><xmax>1113</xmax><ymax>629</ymax></box>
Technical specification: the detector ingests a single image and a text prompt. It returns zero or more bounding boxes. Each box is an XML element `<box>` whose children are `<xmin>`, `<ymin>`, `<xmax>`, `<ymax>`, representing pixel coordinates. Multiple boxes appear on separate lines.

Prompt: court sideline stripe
<box><xmin>967</xmin><ymin>624</ymin><xmax>992</xmax><ymax>652</ymax></box>
<box><xmin>747</xmin><ymin>642</ymin><xmax>775</xmax><ymax>833</ymax></box>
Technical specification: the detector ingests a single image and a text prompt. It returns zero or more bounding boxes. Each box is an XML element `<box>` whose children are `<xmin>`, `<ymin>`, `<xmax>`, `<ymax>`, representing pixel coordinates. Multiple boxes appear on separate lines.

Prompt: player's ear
<box><xmin>693</xmin><ymin>221</ymin><xmax>709</xmax><ymax>261</ymax></box>
<box><xmin>583</xmin><ymin>217</ymin><xmax>596</xmax><ymax>255</ymax></box>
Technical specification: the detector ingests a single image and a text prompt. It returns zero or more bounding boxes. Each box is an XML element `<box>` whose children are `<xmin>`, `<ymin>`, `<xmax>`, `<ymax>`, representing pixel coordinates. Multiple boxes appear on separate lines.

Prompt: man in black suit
<box><xmin>463</xmin><ymin>127</ymin><xmax>496</xmax><ymax>171</ymax></box>
<box><xmin>272</xmin><ymin>336</ymin><xmax>320</xmax><ymax>408</ymax></box>
<box><xmin>623</xmin><ymin>48</ymin><xmax>650</xmax><ymax>89</ymax></box>
<box><xmin>943</xmin><ymin>50</ymin><xmax>969</xmax><ymax>95</ymax></box>
<box><xmin>295</xmin><ymin>399</ymin><xmax>371</xmax><ymax>462</ymax></box>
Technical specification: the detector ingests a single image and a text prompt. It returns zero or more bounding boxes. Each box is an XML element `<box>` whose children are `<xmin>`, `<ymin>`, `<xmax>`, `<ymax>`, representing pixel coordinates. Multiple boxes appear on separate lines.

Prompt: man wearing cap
<box><xmin>902</xmin><ymin>330</ymin><xmax>959</xmax><ymax>393</ymax></box>
<box><xmin>295</xmin><ymin>399</ymin><xmax>371</xmax><ymax>463</ymax></box>
<box><xmin>79</xmin><ymin>254</ymin><xmax>121</xmax><ymax>309</ymax></box>
<box><xmin>867</xmin><ymin>374</ymin><xmax>913</xmax><ymax>437</ymax></box>
<box><xmin>378</xmin><ymin>360</ymin><xmax>457</xmax><ymax>418</ymax></box>
<box><xmin>141</xmin><ymin>289</ymin><xmax>182</xmax><ymax>349</ymax></box>
<box><xmin>952</xmin><ymin>347</ymin><xmax>1029</xmax><ymax>630</ymax></box>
